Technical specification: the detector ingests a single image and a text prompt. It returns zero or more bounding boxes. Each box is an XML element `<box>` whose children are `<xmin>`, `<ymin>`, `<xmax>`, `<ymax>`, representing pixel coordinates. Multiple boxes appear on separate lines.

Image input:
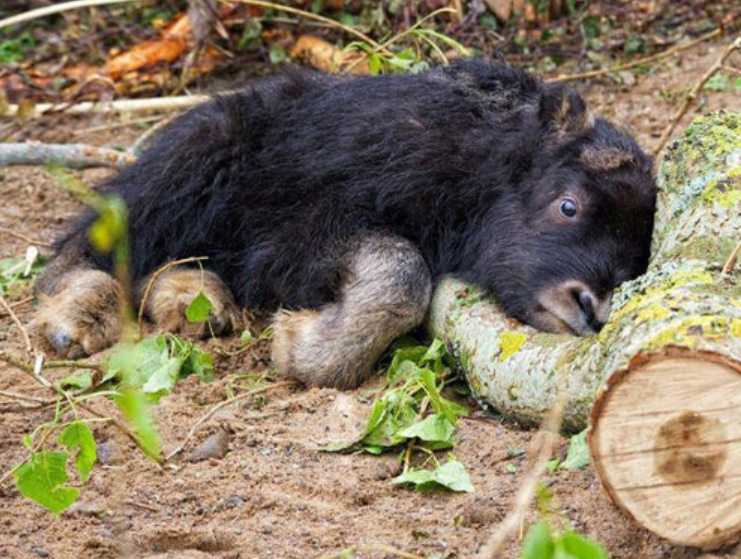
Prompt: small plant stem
<box><xmin>165</xmin><ymin>381</ymin><xmax>295</xmax><ymax>460</ymax></box>
<box><xmin>550</xmin><ymin>28</ymin><xmax>723</xmax><ymax>83</ymax></box>
<box><xmin>221</xmin><ymin>0</ymin><xmax>386</xmax><ymax>52</ymax></box>
<box><xmin>0</xmin><ymin>227</ymin><xmax>52</xmax><ymax>248</ymax></box>
<box><xmin>653</xmin><ymin>36</ymin><xmax>741</xmax><ymax>157</ymax></box>
<box><xmin>136</xmin><ymin>256</ymin><xmax>209</xmax><ymax>337</ymax></box>
<box><xmin>341</xmin><ymin>7</ymin><xmax>457</xmax><ymax>75</ymax></box>
<box><xmin>43</xmin><ymin>359</ymin><xmax>103</xmax><ymax>371</ymax></box>
<box><xmin>476</xmin><ymin>392</ymin><xmax>568</xmax><ymax>559</ymax></box>
<box><xmin>0</xmin><ymin>350</ymin><xmax>159</xmax><ymax>464</ymax></box>
<box><xmin>0</xmin><ymin>292</ymin><xmax>33</xmax><ymax>355</ymax></box>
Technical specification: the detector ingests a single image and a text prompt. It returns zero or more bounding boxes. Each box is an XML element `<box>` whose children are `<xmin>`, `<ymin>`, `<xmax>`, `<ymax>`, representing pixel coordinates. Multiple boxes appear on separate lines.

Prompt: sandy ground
<box><xmin>1</xmin><ymin>37</ymin><xmax>741</xmax><ymax>559</ymax></box>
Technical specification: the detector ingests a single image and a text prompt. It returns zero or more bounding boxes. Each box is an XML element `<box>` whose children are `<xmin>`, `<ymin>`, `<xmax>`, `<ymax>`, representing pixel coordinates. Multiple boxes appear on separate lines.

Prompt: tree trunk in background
<box><xmin>427</xmin><ymin>112</ymin><xmax>741</xmax><ymax>548</ymax></box>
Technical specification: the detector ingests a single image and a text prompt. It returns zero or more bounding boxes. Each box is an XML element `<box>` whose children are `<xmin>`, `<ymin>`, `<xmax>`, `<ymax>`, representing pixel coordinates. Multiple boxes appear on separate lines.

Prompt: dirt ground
<box><xmin>2</xmin><ymin>36</ymin><xmax>741</xmax><ymax>559</ymax></box>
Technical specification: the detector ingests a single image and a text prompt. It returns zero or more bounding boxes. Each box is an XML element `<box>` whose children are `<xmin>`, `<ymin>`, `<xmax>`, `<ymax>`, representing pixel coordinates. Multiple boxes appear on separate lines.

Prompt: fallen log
<box><xmin>427</xmin><ymin>111</ymin><xmax>741</xmax><ymax>548</ymax></box>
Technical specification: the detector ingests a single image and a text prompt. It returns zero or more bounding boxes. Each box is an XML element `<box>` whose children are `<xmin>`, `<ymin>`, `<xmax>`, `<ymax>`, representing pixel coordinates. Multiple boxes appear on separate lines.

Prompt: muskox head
<box><xmin>469</xmin><ymin>85</ymin><xmax>656</xmax><ymax>335</ymax></box>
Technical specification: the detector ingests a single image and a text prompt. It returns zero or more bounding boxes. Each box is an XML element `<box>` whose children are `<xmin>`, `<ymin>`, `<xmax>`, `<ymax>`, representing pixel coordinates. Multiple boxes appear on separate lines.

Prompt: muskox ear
<box><xmin>539</xmin><ymin>84</ymin><xmax>594</xmax><ymax>137</ymax></box>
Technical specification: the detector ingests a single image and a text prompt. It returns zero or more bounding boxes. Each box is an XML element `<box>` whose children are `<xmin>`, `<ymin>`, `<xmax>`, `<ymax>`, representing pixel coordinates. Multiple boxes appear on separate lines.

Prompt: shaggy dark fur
<box><xmin>36</xmin><ymin>59</ymin><xmax>656</xmax><ymax>387</ymax></box>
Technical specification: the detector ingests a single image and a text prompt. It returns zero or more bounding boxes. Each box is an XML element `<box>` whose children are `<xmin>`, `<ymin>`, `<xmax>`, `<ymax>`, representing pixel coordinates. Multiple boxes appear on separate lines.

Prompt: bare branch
<box><xmin>4</xmin><ymin>96</ymin><xmax>208</xmax><ymax>119</ymax></box>
<box><xmin>0</xmin><ymin>142</ymin><xmax>135</xmax><ymax>170</ymax></box>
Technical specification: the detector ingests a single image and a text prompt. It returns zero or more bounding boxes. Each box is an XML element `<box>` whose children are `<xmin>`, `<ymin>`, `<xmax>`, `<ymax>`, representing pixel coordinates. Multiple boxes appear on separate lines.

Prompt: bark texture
<box><xmin>427</xmin><ymin>112</ymin><xmax>741</xmax><ymax>431</ymax></box>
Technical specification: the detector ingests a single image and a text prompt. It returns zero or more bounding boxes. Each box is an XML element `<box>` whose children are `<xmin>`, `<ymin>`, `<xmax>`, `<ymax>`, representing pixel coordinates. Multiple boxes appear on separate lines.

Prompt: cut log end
<box><xmin>589</xmin><ymin>351</ymin><xmax>741</xmax><ymax>549</ymax></box>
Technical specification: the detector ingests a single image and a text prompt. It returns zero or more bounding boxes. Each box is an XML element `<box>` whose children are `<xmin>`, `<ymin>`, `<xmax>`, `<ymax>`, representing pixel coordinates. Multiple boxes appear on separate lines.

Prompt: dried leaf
<box><xmin>290</xmin><ymin>35</ymin><xmax>369</xmax><ymax>75</ymax></box>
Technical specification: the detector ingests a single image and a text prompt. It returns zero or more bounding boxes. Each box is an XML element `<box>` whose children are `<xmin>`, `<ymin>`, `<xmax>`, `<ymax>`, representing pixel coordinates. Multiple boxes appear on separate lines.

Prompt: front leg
<box><xmin>271</xmin><ymin>236</ymin><xmax>432</xmax><ymax>389</ymax></box>
<box><xmin>141</xmin><ymin>267</ymin><xmax>241</xmax><ymax>338</ymax></box>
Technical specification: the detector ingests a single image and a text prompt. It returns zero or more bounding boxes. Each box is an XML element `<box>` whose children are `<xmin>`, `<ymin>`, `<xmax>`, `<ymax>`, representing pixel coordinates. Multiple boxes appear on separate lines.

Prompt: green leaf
<box><xmin>181</xmin><ymin>346</ymin><xmax>215</xmax><ymax>382</ymax></box>
<box><xmin>506</xmin><ymin>463</ymin><xmax>517</xmax><ymax>474</ymax></box>
<box><xmin>432</xmin><ymin>459</ymin><xmax>474</xmax><ymax>492</ymax></box>
<box><xmin>114</xmin><ymin>388</ymin><xmax>161</xmax><ymax>462</ymax></box>
<box><xmin>88</xmin><ymin>199</ymin><xmax>126</xmax><ymax>253</ymax></box>
<box><xmin>269</xmin><ymin>44</ymin><xmax>287</xmax><ymax>64</ymax></box>
<box><xmin>391</xmin><ymin>468</ymin><xmax>436</xmax><ymax>489</ymax></box>
<box><xmin>14</xmin><ymin>451</ymin><xmax>79</xmax><ymax>514</ymax></box>
<box><xmin>185</xmin><ymin>291</ymin><xmax>213</xmax><ymax>323</ymax></box>
<box><xmin>561</xmin><ymin>430</ymin><xmax>590</xmax><ymax>470</ymax></box>
<box><xmin>397</xmin><ymin>414</ymin><xmax>454</xmax><ymax>444</ymax></box>
<box><xmin>103</xmin><ymin>335</ymin><xmax>195</xmax><ymax>403</ymax></box>
<box><xmin>521</xmin><ymin>521</ymin><xmax>555</xmax><ymax>559</ymax></box>
<box><xmin>240</xmin><ymin>330</ymin><xmax>254</xmax><ymax>345</ymax></box>
<box><xmin>392</xmin><ymin>458</ymin><xmax>474</xmax><ymax>493</ymax></box>
<box><xmin>705</xmin><ymin>74</ymin><xmax>729</xmax><ymax>92</ymax></box>
<box><xmin>59</xmin><ymin>422</ymin><xmax>96</xmax><ymax>483</ymax></box>
<box><xmin>55</xmin><ymin>370</ymin><xmax>93</xmax><ymax>391</ymax></box>
<box><xmin>557</xmin><ymin>531</ymin><xmax>609</xmax><ymax>559</ymax></box>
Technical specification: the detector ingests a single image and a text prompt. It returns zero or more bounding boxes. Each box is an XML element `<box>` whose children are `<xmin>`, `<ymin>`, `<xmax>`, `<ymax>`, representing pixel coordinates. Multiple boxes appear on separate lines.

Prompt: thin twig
<box><xmin>653</xmin><ymin>36</ymin><xmax>741</xmax><ymax>157</ymax></box>
<box><xmin>476</xmin><ymin>393</ymin><xmax>568</xmax><ymax>559</ymax></box>
<box><xmin>0</xmin><ymin>227</ymin><xmax>52</xmax><ymax>248</ymax></box>
<box><xmin>0</xmin><ymin>0</ymin><xmax>139</xmax><ymax>29</ymax></box>
<box><xmin>165</xmin><ymin>381</ymin><xmax>295</xmax><ymax>461</ymax></box>
<box><xmin>0</xmin><ymin>296</ymin><xmax>35</xmax><ymax>318</ymax></box>
<box><xmin>722</xmin><ymin>239</ymin><xmax>741</xmax><ymax>275</ymax></box>
<box><xmin>316</xmin><ymin>544</ymin><xmax>426</xmax><ymax>559</ymax></box>
<box><xmin>71</xmin><ymin>115</ymin><xmax>164</xmax><ymax>136</ymax></box>
<box><xmin>721</xmin><ymin>64</ymin><xmax>741</xmax><ymax>76</ymax></box>
<box><xmin>128</xmin><ymin>115</ymin><xmax>175</xmax><ymax>155</ymax></box>
<box><xmin>136</xmin><ymin>256</ymin><xmax>209</xmax><ymax>337</ymax></box>
<box><xmin>550</xmin><ymin>28</ymin><xmax>723</xmax><ymax>83</ymax></box>
<box><xmin>0</xmin><ymin>389</ymin><xmax>54</xmax><ymax>404</ymax></box>
<box><xmin>0</xmin><ymin>292</ymin><xmax>33</xmax><ymax>355</ymax></box>
<box><xmin>0</xmin><ymin>142</ymin><xmax>136</xmax><ymax>170</ymax></box>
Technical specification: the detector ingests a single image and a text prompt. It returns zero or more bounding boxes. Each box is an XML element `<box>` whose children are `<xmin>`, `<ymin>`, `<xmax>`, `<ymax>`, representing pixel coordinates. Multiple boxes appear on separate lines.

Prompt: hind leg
<box><xmin>34</xmin><ymin>244</ymin><xmax>123</xmax><ymax>359</ymax></box>
<box><xmin>271</xmin><ymin>235</ymin><xmax>432</xmax><ymax>389</ymax></box>
<box><xmin>141</xmin><ymin>267</ymin><xmax>241</xmax><ymax>337</ymax></box>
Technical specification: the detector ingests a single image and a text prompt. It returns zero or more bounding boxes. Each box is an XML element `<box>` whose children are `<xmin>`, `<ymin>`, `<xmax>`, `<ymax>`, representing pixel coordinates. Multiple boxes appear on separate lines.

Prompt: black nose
<box><xmin>574</xmin><ymin>288</ymin><xmax>606</xmax><ymax>332</ymax></box>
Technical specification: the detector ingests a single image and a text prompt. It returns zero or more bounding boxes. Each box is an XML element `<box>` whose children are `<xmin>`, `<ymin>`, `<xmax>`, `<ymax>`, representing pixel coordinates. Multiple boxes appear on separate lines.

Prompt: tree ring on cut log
<box><xmin>589</xmin><ymin>348</ymin><xmax>741</xmax><ymax>549</ymax></box>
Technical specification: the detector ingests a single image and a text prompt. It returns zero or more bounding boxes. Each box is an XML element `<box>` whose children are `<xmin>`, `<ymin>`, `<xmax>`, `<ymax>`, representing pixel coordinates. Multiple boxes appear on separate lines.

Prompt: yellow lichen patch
<box><xmin>646</xmin><ymin>315</ymin><xmax>730</xmax><ymax>350</ymax></box>
<box><xmin>702</xmin><ymin>175</ymin><xmax>741</xmax><ymax>209</ymax></box>
<box><xmin>498</xmin><ymin>331</ymin><xmax>527</xmax><ymax>362</ymax></box>
<box><xmin>636</xmin><ymin>302</ymin><xmax>671</xmax><ymax>323</ymax></box>
<box><xmin>730</xmin><ymin>318</ymin><xmax>741</xmax><ymax>340</ymax></box>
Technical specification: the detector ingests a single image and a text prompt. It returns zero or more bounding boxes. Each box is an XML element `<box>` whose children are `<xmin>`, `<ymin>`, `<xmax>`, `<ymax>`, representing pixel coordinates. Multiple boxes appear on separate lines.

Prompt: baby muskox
<box><xmin>35</xmin><ymin>59</ymin><xmax>656</xmax><ymax>389</ymax></box>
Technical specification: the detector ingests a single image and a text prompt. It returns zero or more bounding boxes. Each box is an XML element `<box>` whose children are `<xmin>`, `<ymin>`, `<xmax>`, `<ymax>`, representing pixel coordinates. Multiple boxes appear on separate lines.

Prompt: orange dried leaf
<box><xmin>290</xmin><ymin>35</ymin><xmax>369</xmax><ymax>75</ymax></box>
<box><xmin>104</xmin><ymin>14</ymin><xmax>192</xmax><ymax>78</ymax></box>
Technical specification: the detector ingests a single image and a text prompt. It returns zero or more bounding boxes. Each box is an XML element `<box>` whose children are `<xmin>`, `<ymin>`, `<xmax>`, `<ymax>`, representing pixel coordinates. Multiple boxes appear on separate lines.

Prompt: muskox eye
<box><xmin>559</xmin><ymin>198</ymin><xmax>578</xmax><ymax>219</ymax></box>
